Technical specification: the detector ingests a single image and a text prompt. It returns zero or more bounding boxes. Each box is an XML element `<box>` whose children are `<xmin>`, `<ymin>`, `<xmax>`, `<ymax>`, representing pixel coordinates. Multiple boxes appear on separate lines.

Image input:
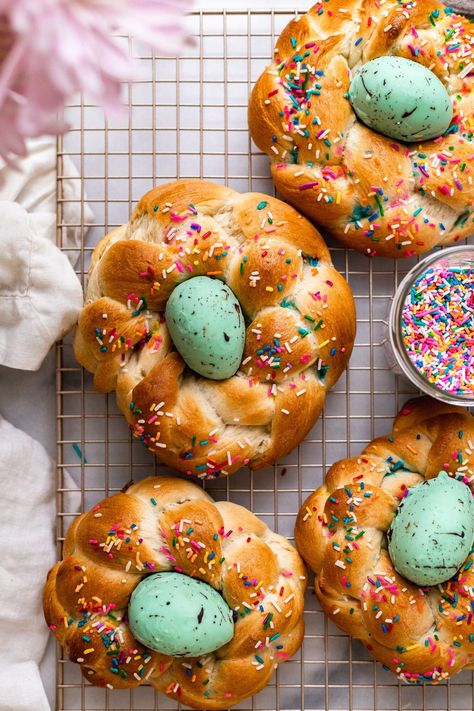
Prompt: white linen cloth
<box><xmin>0</xmin><ymin>138</ymin><xmax>93</xmax><ymax>371</ymax></box>
<box><xmin>0</xmin><ymin>200</ymin><xmax>83</xmax><ymax>370</ymax></box>
<box><xmin>0</xmin><ymin>138</ymin><xmax>87</xmax><ymax>265</ymax></box>
<box><xmin>0</xmin><ymin>138</ymin><xmax>89</xmax><ymax>709</ymax></box>
<box><xmin>0</xmin><ymin>416</ymin><xmax>56</xmax><ymax>711</ymax></box>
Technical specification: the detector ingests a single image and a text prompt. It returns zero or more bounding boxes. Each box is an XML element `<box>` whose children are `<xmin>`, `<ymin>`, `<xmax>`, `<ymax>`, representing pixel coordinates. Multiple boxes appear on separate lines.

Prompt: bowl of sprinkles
<box><xmin>389</xmin><ymin>246</ymin><xmax>474</xmax><ymax>405</ymax></box>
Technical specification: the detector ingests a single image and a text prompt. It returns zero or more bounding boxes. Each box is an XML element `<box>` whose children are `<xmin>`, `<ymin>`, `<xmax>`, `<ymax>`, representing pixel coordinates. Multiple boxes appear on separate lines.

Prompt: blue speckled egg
<box><xmin>128</xmin><ymin>572</ymin><xmax>234</xmax><ymax>657</ymax></box>
<box><xmin>349</xmin><ymin>57</ymin><xmax>453</xmax><ymax>143</ymax></box>
<box><xmin>165</xmin><ymin>276</ymin><xmax>245</xmax><ymax>380</ymax></box>
<box><xmin>388</xmin><ymin>471</ymin><xmax>474</xmax><ymax>586</ymax></box>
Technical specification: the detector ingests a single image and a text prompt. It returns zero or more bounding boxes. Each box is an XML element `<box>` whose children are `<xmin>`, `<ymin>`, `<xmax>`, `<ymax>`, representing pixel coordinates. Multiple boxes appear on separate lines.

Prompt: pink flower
<box><xmin>0</xmin><ymin>0</ymin><xmax>193</xmax><ymax>160</ymax></box>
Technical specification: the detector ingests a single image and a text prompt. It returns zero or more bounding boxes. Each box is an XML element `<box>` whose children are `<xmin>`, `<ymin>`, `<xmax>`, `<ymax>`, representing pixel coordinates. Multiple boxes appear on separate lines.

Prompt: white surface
<box><xmin>196</xmin><ymin>0</ymin><xmax>300</xmax><ymax>6</ymax></box>
<box><xmin>0</xmin><ymin>416</ymin><xmax>56</xmax><ymax>711</ymax></box>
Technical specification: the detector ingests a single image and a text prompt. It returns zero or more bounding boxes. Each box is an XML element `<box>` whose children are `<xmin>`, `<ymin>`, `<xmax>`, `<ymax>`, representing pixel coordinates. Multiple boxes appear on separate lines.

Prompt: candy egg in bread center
<box><xmin>165</xmin><ymin>276</ymin><xmax>245</xmax><ymax>380</ymax></box>
<box><xmin>128</xmin><ymin>572</ymin><xmax>234</xmax><ymax>657</ymax></box>
<box><xmin>349</xmin><ymin>56</ymin><xmax>453</xmax><ymax>143</ymax></box>
<box><xmin>387</xmin><ymin>471</ymin><xmax>474</xmax><ymax>586</ymax></box>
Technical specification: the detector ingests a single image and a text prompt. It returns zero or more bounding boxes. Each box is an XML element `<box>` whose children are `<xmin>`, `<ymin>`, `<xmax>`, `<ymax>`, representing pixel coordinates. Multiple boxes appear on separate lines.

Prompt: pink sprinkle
<box><xmin>298</xmin><ymin>181</ymin><xmax>319</xmax><ymax>190</ymax></box>
<box><xmin>170</xmin><ymin>213</ymin><xmax>188</xmax><ymax>223</ymax></box>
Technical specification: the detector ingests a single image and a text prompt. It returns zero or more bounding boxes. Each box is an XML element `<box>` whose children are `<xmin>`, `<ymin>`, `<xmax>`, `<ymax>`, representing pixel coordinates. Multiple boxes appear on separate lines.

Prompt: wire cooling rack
<box><xmin>55</xmin><ymin>8</ymin><xmax>474</xmax><ymax>711</ymax></box>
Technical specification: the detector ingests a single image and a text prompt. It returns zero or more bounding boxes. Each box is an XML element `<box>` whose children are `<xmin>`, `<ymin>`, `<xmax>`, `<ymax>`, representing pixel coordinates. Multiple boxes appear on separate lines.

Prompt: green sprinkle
<box><xmin>375</xmin><ymin>193</ymin><xmax>384</xmax><ymax>216</ymax></box>
<box><xmin>150</xmin><ymin>498</ymin><xmax>157</xmax><ymax>506</ymax></box>
<box><xmin>257</xmin><ymin>201</ymin><xmax>269</xmax><ymax>210</ymax></box>
<box><xmin>72</xmin><ymin>443</ymin><xmax>88</xmax><ymax>464</ymax></box>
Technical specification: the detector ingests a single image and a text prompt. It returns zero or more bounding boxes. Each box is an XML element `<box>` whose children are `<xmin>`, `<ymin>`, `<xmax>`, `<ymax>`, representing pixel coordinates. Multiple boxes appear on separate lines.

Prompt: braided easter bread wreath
<box><xmin>295</xmin><ymin>396</ymin><xmax>474</xmax><ymax>682</ymax></box>
<box><xmin>73</xmin><ymin>180</ymin><xmax>356</xmax><ymax>478</ymax></box>
<box><xmin>249</xmin><ymin>0</ymin><xmax>474</xmax><ymax>258</ymax></box>
<box><xmin>44</xmin><ymin>476</ymin><xmax>307</xmax><ymax>709</ymax></box>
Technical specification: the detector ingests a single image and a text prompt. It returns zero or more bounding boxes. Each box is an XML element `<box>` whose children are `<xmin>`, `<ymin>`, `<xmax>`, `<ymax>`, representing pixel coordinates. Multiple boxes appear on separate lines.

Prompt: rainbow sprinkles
<box><xmin>401</xmin><ymin>262</ymin><xmax>474</xmax><ymax>395</ymax></box>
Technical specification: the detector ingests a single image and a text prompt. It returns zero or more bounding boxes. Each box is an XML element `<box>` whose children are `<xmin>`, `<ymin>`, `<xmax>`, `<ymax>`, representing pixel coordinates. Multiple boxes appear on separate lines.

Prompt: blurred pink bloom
<box><xmin>0</xmin><ymin>0</ymin><xmax>193</xmax><ymax>160</ymax></box>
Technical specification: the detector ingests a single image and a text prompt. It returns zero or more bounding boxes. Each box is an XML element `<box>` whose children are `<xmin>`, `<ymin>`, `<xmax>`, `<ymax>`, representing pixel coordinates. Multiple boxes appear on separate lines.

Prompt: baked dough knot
<box><xmin>295</xmin><ymin>396</ymin><xmax>474</xmax><ymax>683</ymax></box>
<box><xmin>73</xmin><ymin>180</ymin><xmax>356</xmax><ymax>478</ymax></box>
<box><xmin>249</xmin><ymin>0</ymin><xmax>474</xmax><ymax>258</ymax></box>
<box><xmin>44</xmin><ymin>476</ymin><xmax>307</xmax><ymax>710</ymax></box>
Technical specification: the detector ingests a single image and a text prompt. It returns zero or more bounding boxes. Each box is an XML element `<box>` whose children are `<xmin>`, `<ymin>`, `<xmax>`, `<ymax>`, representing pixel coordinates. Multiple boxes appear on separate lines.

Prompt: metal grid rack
<box><xmin>55</xmin><ymin>8</ymin><xmax>473</xmax><ymax>711</ymax></box>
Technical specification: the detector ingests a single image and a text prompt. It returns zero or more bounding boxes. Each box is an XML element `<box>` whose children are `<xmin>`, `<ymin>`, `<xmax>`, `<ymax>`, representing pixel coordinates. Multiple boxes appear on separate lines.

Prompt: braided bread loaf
<box><xmin>295</xmin><ymin>397</ymin><xmax>474</xmax><ymax>682</ymax></box>
<box><xmin>73</xmin><ymin>180</ymin><xmax>356</xmax><ymax>478</ymax></box>
<box><xmin>44</xmin><ymin>476</ymin><xmax>307</xmax><ymax>709</ymax></box>
<box><xmin>249</xmin><ymin>0</ymin><xmax>474</xmax><ymax>258</ymax></box>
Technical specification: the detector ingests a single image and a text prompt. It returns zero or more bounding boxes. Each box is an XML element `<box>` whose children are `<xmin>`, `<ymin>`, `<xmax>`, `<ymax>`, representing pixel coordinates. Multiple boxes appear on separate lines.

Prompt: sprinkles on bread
<box><xmin>73</xmin><ymin>180</ymin><xmax>356</xmax><ymax>478</ymax></box>
<box><xmin>44</xmin><ymin>476</ymin><xmax>307</xmax><ymax>709</ymax></box>
<box><xmin>295</xmin><ymin>396</ymin><xmax>474</xmax><ymax>682</ymax></box>
<box><xmin>249</xmin><ymin>0</ymin><xmax>474</xmax><ymax>258</ymax></box>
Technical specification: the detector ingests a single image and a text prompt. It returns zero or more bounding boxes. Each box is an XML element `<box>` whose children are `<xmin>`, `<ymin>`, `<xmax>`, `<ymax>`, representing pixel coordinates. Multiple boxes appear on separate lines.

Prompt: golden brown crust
<box><xmin>295</xmin><ymin>396</ymin><xmax>474</xmax><ymax>682</ymax></box>
<box><xmin>249</xmin><ymin>0</ymin><xmax>474</xmax><ymax>258</ymax></box>
<box><xmin>44</xmin><ymin>476</ymin><xmax>307</xmax><ymax>709</ymax></box>
<box><xmin>73</xmin><ymin>180</ymin><xmax>356</xmax><ymax>477</ymax></box>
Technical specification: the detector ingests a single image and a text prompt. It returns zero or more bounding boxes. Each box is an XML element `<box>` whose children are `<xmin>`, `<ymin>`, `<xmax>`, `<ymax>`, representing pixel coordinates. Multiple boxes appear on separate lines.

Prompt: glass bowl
<box><xmin>388</xmin><ymin>245</ymin><xmax>474</xmax><ymax>407</ymax></box>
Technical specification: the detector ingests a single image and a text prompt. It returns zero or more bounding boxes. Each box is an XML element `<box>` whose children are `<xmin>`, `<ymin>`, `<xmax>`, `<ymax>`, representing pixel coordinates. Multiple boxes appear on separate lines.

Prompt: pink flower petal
<box><xmin>0</xmin><ymin>0</ymin><xmax>194</xmax><ymax>159</ymax></box>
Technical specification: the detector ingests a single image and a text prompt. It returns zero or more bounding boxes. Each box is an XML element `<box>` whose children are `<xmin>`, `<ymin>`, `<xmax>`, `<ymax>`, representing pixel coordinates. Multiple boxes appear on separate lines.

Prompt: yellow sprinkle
<box><xmin>265</xmin><ymin>286</ymin><xmax>274</xmax><ymax>292</ymax></box>
<box><xmin>83</xmin><ymin>648</ymin><xmax>94</xmax><ymax>655</ymax></box>
<box><xmin>319</xmin><ymin>339</ymin><xmax>330</xmax><ymax>348</ymax></box>
<box><xmin>336</xmin><ymin>192</ymin><xmax>341</xmax><ymax>204</ymax></box>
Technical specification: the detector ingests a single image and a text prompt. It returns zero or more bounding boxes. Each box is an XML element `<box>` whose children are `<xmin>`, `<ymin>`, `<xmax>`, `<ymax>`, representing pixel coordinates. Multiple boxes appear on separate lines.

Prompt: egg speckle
<box><xmin>165</xmin><ymin>276</ymin><xmax>245</xmax><ymax>380</ymax></box>
<box><xmin>349</xmin><ymin>57</ymin><xmax>453</xmax><ymax>143</ymax></box>
<box><xmin>128</xmin><ymin>572</ymin><xmax>234</xmax><ymax>657</ymax></box>
<box><xmin>388</xmin><ymin>471</ymin><xmax>474</xmax><ymax>586</ymax></box>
